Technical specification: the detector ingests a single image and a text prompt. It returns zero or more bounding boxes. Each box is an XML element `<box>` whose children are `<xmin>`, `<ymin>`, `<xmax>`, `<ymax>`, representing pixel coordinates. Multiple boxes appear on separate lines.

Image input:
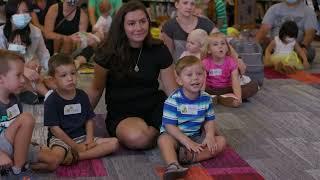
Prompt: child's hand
<box><xmin>184</xmin><ymin>139</ymin><xmax>204</xmax><ymax>153</ymax></box>
<box><xmin>303</xmin><ymin>61</ymin><xmax>310</xmax><ymax>69</ymax></box>
<box><xmin>0</xmin><ymin>152</ymin><xmax>13</xmax><ymax>169</ymax></box>
<box><xmin>202</xmin><ymin>135</ymin><xmax>218</xmax><ymax>154</ymax></box>
<box><xmin>85</xmin><ymin>138</ymin><xmax>97</xmax><ymax>150</ymax></box>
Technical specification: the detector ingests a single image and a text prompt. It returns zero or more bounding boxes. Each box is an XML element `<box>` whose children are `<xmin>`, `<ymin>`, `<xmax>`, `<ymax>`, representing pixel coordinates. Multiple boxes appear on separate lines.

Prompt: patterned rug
<box><xmin>155</xmin><ymin>146</ymin><xmax>264</xmax><ymax>180</ymax></box>
<box><xmin>264</xmin><ymin>67</ymin><xmax>320</xmax><ymax>84</ymax></box>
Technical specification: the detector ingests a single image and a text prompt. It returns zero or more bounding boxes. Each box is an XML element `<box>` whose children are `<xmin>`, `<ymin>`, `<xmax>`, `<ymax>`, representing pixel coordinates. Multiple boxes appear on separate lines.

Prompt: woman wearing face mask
<box><xmin>0</xmin><ymin>0</ymin><xmax>50</xmax><ymax>104</ymax></box>
<box><xmin>44</xmin><ymin>0</ymin><xmax>90</xmax><ymax>68</ymax></box>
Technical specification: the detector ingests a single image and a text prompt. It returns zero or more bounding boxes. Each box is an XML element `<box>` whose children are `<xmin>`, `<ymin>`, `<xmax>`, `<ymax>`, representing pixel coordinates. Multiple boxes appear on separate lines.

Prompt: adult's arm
<box><xmin>255</xmin><ymin>24</ymin><xmax>271</xmax><ymax>44</ymax></box>
<box><xmin>79</xmin><ymin>9</ymin><xmax>89</xmax><ymax>32</ymax></box>
<box><xmin>88</xmin><ymin>6</ymin><xmax>97</xmax><ymax>26</ymax></box>
<box><xmin>87</xmin><ymin>64</ymin><xmax>107</xmax><ymax>109</ymax></box>
<box><xmin>31</xmin><ymin>12</ymin><xmax>45</xmax><ymax>32</ymax></box>
<box><xmin>44</xmin><ymin>4</ymin><xmax>64</xmax><ymax>40</ymax></box>
<box><xmin>35</xmin><ymin>29</ymin><xmax>50</xmax><ymax>71</ymax></box>
<box><xmin>301</xmin><ymin>29</ymin><xmax>316</xmax><ymax>47</ymax></box>
<box><xmin>159</xmin><ymin>64</ymin><xmax>178</xmax><ymax>96</ymax></box>
<box><xmin>161</xmin><ymin>32</ymin><xmax>175</xmax><ymax>56</ymax></box>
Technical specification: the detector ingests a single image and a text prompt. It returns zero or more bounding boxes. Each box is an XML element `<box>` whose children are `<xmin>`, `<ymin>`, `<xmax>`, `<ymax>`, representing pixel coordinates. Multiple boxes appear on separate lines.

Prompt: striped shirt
<box><xmin>215</xmin><ymin>0</ymin><xmax>228</xmax><ymax>34</ymax></box>
<box><xmin>160</xmin><ymin>88</ymin><xmax>215</xmax><ymax>136</ymax></box>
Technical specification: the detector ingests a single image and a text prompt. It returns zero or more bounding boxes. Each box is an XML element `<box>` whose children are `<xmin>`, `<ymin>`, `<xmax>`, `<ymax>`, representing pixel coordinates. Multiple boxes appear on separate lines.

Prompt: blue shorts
<box><xmin>0</xmin><ymin>132</ymin><xmax>13</xmax><ymax>157</ymax></box>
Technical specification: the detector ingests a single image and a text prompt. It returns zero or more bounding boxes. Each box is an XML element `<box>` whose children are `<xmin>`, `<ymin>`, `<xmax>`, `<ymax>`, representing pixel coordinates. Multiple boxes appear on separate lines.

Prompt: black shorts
<box><xmin>105</xmin><ymin>92</ymin><xmax>166</xmax><ymax>137</ymax></box>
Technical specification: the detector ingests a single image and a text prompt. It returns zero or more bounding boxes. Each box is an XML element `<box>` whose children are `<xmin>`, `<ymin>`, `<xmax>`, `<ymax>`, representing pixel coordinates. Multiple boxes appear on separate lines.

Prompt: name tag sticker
<box><xmin>64</xmin><ymin>104</ymin><xmax>81</xmax><ymax>115</ymax></box>
<box><xmin>209</xmin><ymin>69</ymin><xmax>222</xmax><ymax>76</ymax></box>
<box><xmin>6</xmin><ymin>104</ymin><xmax>20</xmax><ymax>120</ymax></box>
<box><xmin>181</xmin><ymin>105</ymin><xmax>198</xmax><ymax>115</ymax></box>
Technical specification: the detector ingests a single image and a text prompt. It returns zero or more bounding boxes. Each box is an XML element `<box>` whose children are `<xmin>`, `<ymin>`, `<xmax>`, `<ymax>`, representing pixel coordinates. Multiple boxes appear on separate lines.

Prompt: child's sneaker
<box><xmin>163</xmin><ymin>162</ymin><xmax>188</xmax><ymax>180</ymax></box>
<box><xmin>178</xmin><ymin>146</ymin><xmax>196</xmax><ymax>165</ymax></box>
<box><xmin>218</xmin><ymin>94</ymin><xmax>240</xmax><ymax>107</ymax></box>
<box><xmin>61</xmin><ymin>148</ymin><xmax>79</xmax><ymax>166</ymax></box>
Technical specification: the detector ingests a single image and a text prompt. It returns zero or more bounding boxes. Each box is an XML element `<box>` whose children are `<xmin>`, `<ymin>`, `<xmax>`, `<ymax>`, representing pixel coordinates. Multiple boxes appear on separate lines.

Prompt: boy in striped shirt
<box><xmin>158</xmin><ymin>56</ymin><xmax>226</xmax><ymax>180</ymax></box>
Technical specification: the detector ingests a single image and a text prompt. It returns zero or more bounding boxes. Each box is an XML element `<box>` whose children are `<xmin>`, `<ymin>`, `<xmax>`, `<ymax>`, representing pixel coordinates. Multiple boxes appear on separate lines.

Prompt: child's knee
<box><xmin>18</xmin><ymin>112</ymin><xmax>35</xmax><ymax>126</ymax></box>
<box><xmin>109</xmin><ymin>138</ymin><xmax>120</xmax><ymax>152</ymax></box>
<box><xmin>216</xmin><ymin>136</ymin><xmax>227</xmax><ymax>151</ymax></box>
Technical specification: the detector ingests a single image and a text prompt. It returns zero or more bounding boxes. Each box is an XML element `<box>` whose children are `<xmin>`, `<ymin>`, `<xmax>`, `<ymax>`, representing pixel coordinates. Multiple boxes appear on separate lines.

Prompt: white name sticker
<box><xmin>180</xmin><ymin>105</ymin><xmax>198</xmax><ymax>115</ymax></box>
<box><xmin>7</xmin><ymin>104</ymin><xmax>20</xmax><ymax>120</ymax></box>
<box><xmin>209</xmin><ymin>69</ymin><xmax>222</xmax><ymax>76</ymax></box>
<box><xmin>64</xmin><ymin>104</ymin><xmax>81</xmax><ymax>115</ymax></box>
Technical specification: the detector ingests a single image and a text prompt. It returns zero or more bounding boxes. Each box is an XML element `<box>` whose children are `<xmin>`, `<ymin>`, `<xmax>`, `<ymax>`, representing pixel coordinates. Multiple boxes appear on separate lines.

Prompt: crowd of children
<box><xmin>0</xmin><ymin>0</ymin><xmax>318</xmax><ymax>179</ymax></box>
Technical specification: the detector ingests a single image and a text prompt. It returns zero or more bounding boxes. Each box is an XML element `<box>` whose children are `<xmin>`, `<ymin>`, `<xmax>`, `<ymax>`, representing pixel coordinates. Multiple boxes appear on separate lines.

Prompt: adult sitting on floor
<box><xmin>0</xmin><ymin>0</ymin><xmax>50</xmax><ymax>104</ymax></box>
<box><xmin>255</xmin><ymin>0</ymin><xmax>317</xmax><ymax>73</ymax></box>
<box><xmin>44</xmin><ymin>0</ymin><xmax>92</xmax><ymax>69</ymax></box>
<box><xmin>87</xmin><ymin>0</ymin><xmax>177</xmax><ymax>150</ymax></box>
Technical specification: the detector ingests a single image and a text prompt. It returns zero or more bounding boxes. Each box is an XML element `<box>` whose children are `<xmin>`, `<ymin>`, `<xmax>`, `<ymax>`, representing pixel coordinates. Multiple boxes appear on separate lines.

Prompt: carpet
<box><xmin>264</xmin><ymin>67</ymin><xmax>288</xmax><ymax>79</ymax></box>
<box><xmin>56</xmin><ymin>159</ymin><xmax>107</xmax><ymax>177</ymax></box>
<box><xmin>155</xmin><ymin>146</ymin><xmax>264</xmax><ymax>180</ymax></box>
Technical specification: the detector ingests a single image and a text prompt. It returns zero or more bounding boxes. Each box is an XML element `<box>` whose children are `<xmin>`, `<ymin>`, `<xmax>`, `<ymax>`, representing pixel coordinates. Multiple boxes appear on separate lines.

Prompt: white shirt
<box><xmin>274</xmin><ymin>36</ymin><xmax>295</xmax><ymax>55</ymax></box>
<box><xmin>93</xmin><ymin>15</ymin><xmax>112</xmax><ymax>34</ymax></box>
<box><xmin>0</xmin><ymin>24</ymin><xmax>50</xmax><ymax>71</ymax></box>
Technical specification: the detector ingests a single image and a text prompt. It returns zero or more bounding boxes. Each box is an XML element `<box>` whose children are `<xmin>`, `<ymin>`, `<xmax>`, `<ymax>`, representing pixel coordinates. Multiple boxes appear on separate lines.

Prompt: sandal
<box><xmin>61</xmin><ymin>148</ymin><xmax>79</xmax><ymax>166</ymax></box>
<box><xmin>163</xmin><ymin>162</ymin><xmax>188</xmax><ymax>180</ymax></box>
<box><xmin>178</xmin><ymin>146</ymin><xmax>196</xmax><ymax>165</ymax></box>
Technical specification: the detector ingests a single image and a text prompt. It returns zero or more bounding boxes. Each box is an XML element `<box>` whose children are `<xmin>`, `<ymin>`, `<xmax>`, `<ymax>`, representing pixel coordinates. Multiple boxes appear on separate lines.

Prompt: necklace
<box><xmin>134</xmin><ymin>47</ymin><xmax>143</xmax><ymax>72</ymax></box>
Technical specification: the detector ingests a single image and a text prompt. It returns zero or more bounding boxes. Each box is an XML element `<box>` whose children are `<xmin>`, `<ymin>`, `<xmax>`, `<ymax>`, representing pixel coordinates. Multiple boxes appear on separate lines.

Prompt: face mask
<box><xmin>286</xmin><ymin>0</ymin><xmax>298</xmax><ymax>4</ymax></box>
<box><xmin>8</xmin><ymin>43</ymin><xmax>26</xmax><ymax>55</ymax></box>
<box><xmin>11</xmin><ymin>13</ymin><xmax>31</xmax><ymax>29</ymax></box>
<box><xmin>66</xmin><ymin>0</ymin><xmax>79</xmax><ymax>6</ymax></box>
<box><xmin>285</xmin><ymin>37</ymin><xmax>295</xmax><ymax>43</ymax></box>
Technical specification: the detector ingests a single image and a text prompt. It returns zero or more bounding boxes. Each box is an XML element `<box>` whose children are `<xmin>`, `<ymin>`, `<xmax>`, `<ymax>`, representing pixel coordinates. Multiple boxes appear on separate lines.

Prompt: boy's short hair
<box><xmin>0</xmin><ymin>49</ymin><xmax>24</xmax><ymax>75</ymax></box>
<box><xmin>176</xmin><ymin>55</ymin><xmax>203</xmax><ymax>75</ymax></box>
<box><xmin>48</xmin><ymin>53</ymin><xmax>75</xmax><ymax>76</ymax></box>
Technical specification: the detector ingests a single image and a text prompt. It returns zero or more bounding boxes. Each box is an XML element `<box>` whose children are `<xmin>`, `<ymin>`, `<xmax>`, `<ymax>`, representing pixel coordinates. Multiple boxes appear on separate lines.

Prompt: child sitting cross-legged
<box><xmin>31</xmin><ymin>53</ymin><xmax>119</xmax><ymax>172</ymax></box>
<box><xmin>158</xmin><ymin>56</ymin><xmax>226</xmax><ymax>180</ymax></box>
<box><xmin>0</xmin><ymin>49</ymin><xmax>37</xmax><ymax>177</ymax></box>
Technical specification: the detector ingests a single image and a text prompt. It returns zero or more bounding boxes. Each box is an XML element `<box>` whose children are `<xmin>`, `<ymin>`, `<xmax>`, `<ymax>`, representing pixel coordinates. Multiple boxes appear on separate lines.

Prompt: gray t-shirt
<box><xmin>262</xmin><ymin>1</ymin><xmax>317</xmax><ymax>42</ymax></box>
<box><xmin>0</xmin><ymin>94</ymin><xmax>23</xmax><ymax>134</ymax></box>
<box><xmin>162</xmin><ymin>17</ymin><xmax>214</xmax><ymax>62</ymax></box>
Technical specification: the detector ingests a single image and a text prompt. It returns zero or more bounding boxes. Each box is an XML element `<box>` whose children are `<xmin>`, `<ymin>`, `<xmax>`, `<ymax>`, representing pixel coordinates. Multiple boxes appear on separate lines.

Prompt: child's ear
<box><xmin>174</xmin><ymin>71</ymin><xmax>183</xmax><ymax>86</ymax></box>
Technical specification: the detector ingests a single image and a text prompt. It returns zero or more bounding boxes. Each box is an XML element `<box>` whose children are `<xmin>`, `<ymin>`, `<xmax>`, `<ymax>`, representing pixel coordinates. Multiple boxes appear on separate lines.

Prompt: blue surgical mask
<box><xmin>66</xmin><ymin>0</ymin><xmax>79</xmax><ymax>6</ymax></box>
<box><xmin>11</xmin><ymin>13</ymin><xmax>31</xmax><ymax>29</ymax></box>
<box><xmin>8</xmin><ymin>43</ymin><xmax>26</xmax><ymax>55</ymax></box>
<box><xmin>286</xmin><ymin>0</ymin><xmax>298</xmax><ymax>4</ymax></box>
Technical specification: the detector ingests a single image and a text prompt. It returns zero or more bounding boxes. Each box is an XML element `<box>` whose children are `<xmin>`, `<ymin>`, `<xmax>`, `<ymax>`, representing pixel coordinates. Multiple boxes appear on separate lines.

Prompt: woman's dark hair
<box><xmin>95</xmin><ymin>0</ymin><xmax>158</xmax><ymax>78</ymax></box>
<box><xmin>4</xmin><ymin>0</ymin><xmax>31</xmax><ymax>47</ymax></box>
<box><xmin>279</xmin><ymin>20</ymin><xmax>298</xmax><ymax>42</ymax></box>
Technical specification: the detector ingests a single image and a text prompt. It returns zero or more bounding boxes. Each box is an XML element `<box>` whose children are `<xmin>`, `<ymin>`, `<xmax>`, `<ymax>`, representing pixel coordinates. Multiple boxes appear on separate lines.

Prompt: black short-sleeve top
<box><xmin>95</xmin><ymin>43</ymin><xmax>173</xmax><ymax>112</ymax></box>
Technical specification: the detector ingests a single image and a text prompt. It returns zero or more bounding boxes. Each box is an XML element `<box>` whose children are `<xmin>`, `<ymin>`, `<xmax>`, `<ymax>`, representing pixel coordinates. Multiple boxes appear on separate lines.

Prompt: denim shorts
<box><xmin>0</xmin><ymin>132</ymin><xmax>13</xmax><ymax>157</ymax></box>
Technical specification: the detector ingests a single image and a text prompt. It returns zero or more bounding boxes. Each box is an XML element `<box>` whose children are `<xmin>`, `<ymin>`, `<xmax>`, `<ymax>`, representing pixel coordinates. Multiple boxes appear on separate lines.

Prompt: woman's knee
<box><xmin>117</xmin><ymin>128</ymin><xmax>157</xmax><ymax>149</ymax></box>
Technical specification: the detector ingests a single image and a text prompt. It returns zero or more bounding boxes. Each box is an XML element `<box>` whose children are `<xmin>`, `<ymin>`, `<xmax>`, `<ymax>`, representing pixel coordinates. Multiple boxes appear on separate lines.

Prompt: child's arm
<box><xmin>165</xmin><ymin>124</ymin><xmax>203</xmax><ymax>153</ymax></box>
<box><xmin>85</xmin><ymin>119</ymin><xmax>97</xmax><ymax>149</ymax></box>
<box><xmin>294</xmin><ymin>43</ymin><xmax>310</xmax><ymax>69</ymax></box>
<box><xmin>202</xmin><ymin>120</ymin><xmax>217</xmax><ymax>154</ymax></box>
<box><xmin>264</xmin><ymin>40</ymin><xmax>275</xmax><ymax>66</ymax></box>
<box><xmin>229</xmin><ymin>45</ymin><xmax>246</xmax><ymax>75</ymax></box>
<box><xmin>50</xmin><ymin>126</ymin><xmax>86</xmax><ymax>152</ymax></box>
<box><xmin>231</xmin><ymin>69</ymin><xmax>241</xmax><ymax>100</ymax></box>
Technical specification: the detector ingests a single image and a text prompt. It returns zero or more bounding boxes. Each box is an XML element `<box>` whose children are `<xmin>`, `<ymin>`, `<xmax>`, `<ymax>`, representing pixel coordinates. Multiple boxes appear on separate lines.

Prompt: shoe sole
<box><xmin>163</xmin><ymin>168</ymin><xmax>188</xmax><ymax>180</ymax></box>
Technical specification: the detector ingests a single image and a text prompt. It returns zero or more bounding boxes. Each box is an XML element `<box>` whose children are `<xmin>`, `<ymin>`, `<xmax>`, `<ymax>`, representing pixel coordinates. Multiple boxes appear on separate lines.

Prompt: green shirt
<box><xmin>215</xmin><ymin>0</ymin><xmax>227</xmax><ymax>34</ymax></box>
<box><xmin>88</xmin><ymin>0</ymin><xmax>122</xmax><ymax>18</ymax></box>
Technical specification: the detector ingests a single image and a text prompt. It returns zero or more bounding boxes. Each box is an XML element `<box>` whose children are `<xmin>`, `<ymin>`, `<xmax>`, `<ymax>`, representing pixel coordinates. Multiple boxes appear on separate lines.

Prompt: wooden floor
<box><xmin>23</xmin><ymin>42</ymin><xmax>320</xmax><ymax>180</ymax></box>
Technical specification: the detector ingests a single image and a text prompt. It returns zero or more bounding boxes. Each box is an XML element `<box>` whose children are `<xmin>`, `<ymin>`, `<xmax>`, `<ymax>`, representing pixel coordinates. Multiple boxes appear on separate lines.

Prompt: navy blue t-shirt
<box><xmin>44</xmin><ymin>89</ymin><xmax>95</xmax><ymax>140</ymax></box>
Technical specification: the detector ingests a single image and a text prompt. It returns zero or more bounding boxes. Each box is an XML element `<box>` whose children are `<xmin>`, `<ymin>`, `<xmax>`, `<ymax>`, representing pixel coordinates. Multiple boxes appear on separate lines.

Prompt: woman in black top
<box><xmin>44</xmin><ymin>0</ymin><xmax>88</xmax><ymax>55</ymax></box>
<box><xmin>88</xmin><ymin>1</ymin><xmax>177</xmax><ymax>150</ymax></box>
